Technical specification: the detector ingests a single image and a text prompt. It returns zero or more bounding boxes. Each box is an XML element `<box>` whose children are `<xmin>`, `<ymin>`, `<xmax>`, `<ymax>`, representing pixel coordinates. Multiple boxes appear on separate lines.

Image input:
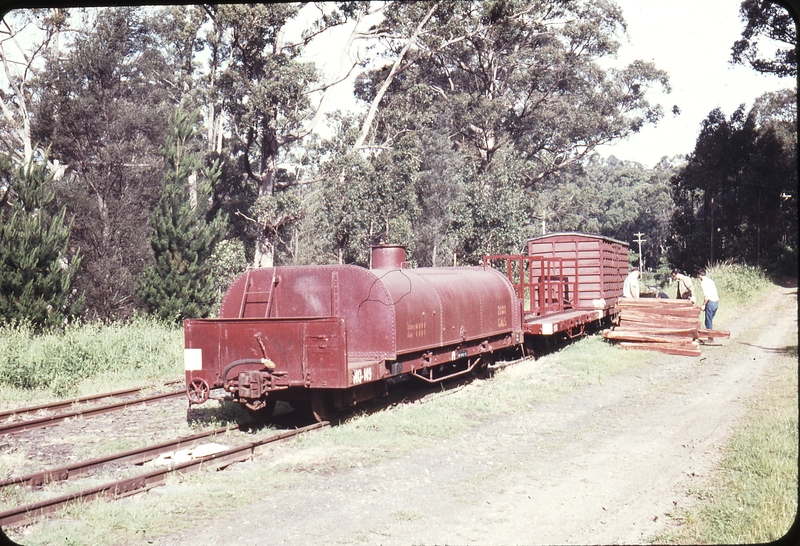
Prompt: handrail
<box><xmin>483</xmin><ymin>254</ymin><xmax>578</xmax><ymax>317</ymax></box>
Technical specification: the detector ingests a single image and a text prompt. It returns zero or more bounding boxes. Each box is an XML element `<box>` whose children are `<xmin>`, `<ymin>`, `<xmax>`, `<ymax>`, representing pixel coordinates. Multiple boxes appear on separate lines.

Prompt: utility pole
<box><xmin>634</xmin><ymin>232</ymin><xmax>646</xmax><ymax>272</ymax></box>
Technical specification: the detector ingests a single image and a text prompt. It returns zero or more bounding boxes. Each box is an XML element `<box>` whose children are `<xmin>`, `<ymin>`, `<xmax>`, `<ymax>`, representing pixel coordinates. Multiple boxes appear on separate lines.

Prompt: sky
<box><xmin>594</xmin><ymin>0</ymin><xmax>794</xmax><ymax>167</ymax></box>
<box><xmin>5</xmin><ymin>2</ymin><xmax>786</xmax><ymax>171</ymax></box>
<box><xmin>305</xmin><ymin>0</ymin><xmax>795</xmax><ymax>169</ymax></box>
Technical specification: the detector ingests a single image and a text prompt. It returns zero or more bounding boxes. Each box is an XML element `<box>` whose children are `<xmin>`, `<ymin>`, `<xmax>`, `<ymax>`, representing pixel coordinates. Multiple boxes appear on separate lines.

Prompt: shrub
<box><xmin>705</xmin><ymin>261</ymin><xmax>771</xmax><ymax>307</ymax></box>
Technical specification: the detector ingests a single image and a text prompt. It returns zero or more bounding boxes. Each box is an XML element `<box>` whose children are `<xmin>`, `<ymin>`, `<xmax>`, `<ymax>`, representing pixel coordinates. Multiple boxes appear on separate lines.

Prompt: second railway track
<box><xmin>0</xmin><ymin>420</ymin><xmax>328</xmax><ymax>527</ymax></box>
<box><xmin>0</xmin><ymin>381</ymin><xmax>185</xmax><ymax>435</ymax></box>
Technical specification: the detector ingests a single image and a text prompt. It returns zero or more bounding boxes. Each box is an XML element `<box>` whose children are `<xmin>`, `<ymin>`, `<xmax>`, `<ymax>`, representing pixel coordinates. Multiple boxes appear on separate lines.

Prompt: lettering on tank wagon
<box><xmin>406</xmin><ymin>321</ymin><xmax>427</xmax><ymax>339</ymax></box>
<box><xmin>497</xmin><ymin>304</ymin><xmax>507</xmax><ymax>328</ymax></box>
<box><xmin>352</xmin><ymin>365</ymin><xmax>374</xmax><ymax>385</ymax></box>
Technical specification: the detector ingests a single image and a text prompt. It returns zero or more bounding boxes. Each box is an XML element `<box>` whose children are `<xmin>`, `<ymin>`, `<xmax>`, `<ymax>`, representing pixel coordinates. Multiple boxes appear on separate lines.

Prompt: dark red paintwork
<box><xmin>184</xmin><ymin>233</ymin><xmax>628</xmax><ymax>412</ymax></box>
<box><xmin>184</xmin><ymin>260</ymin><xmax>522</xmax><ymax>407</ymax></box>
<box><xmin>485</xmin><ymin>233</ymin><xmax>628</xmax><ymax>337</ymax></box>
<box><xmin>526</xmin><ymin>232</ymin><xmax>628</xmax><ymax>310</ymax></box>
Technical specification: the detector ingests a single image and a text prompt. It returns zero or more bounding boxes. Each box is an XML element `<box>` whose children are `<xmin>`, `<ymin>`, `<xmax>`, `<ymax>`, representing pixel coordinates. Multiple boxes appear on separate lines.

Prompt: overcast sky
<box><xmin>591</xmin><ymin>0</ymin><xmax>793</xmax><ymax>167</ymax></box>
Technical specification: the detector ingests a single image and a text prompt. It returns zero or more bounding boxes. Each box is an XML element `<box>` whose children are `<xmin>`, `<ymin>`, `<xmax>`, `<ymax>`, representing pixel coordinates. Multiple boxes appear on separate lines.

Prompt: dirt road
<box><xmin>155</xmin><ymin>285</ymin><xmax>797</xmax><ymax>545</ymax></box>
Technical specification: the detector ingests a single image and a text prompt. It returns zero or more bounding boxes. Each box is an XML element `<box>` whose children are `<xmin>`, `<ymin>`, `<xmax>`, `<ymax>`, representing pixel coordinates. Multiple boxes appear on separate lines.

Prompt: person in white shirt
<box><xmin>623</xmin><ymin>270</ymin><xmax>640</xmax><ymax>298</ymax></box>
<box><xmin>698</xmin><ymin>269</ymin><xmax>719</xmax><ymax>334</ymax></box>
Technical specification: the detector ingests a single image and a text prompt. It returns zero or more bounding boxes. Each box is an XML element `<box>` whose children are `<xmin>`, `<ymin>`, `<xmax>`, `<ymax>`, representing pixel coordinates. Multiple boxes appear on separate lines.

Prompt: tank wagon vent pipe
<box><xmin>370</xmin><ymin>244</ymin><xmax>407</xmax><ymax>269</ymax></box>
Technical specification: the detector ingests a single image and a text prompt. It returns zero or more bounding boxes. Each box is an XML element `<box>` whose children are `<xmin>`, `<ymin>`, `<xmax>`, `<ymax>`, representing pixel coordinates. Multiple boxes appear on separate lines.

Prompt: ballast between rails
<box><xmin>0</xmin><ymin>389</ymin><xmax>185</xmax><ymax>436</ymax></box>
<box><xmin>0</xmin><ymin>422</ymin><xmax>252</xmax><ymax>490</ymax></box>
<box><xmin>0</xmin><ymin>422</ymin><xmax>328</xmax><ymax>527</ymax></box>
<box><xmin>0</xmin><ymin>380</ymin><xmax>182</xmax><ymax>422</ymax></box>
<box><xmin>184</xmin><ymin>232</ymin><xmax>630</xmax><ymax>421</ymax></box>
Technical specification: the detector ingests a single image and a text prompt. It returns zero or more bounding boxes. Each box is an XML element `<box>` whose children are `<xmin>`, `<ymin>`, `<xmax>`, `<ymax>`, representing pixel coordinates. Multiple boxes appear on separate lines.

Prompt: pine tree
<box><xmin>135</xmin><ymin>108</ymin><xmax>226</xmax><ymax>322</ymax></box>
<box><xmin>0</xmin><ymin>153</ymin><xmax>83</xmax><ymax>329</ymax></box>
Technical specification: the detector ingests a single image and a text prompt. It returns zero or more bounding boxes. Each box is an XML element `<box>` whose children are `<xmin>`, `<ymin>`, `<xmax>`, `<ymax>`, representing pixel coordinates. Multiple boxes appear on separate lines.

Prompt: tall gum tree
<box><xmin>354</xmin><ymin>0</ymin><xmax>671</xmax><ymax>182</ymax></box>
<box><xmin>0</xmin><ymin>8</ymin><xmax>67</xmax><ymax>170</ymax></box>
<box><xmin>204</xmin><ymin>3</ymin><xmax>368</xmax><ymax>267</ymax></box>
<box><xmin>731</xmin><ymin>0</ymin><xmax>796</xmax><ymax>78</ymax></box>
<box><xmin>668</xmin><ymin>96</ymin><xmax>796</xmax><ymax>274</ymax></box>
<box><xmin>344</xmin><ymin>0</ymin><xmax>671</xmax><ymax>262</ymax></box>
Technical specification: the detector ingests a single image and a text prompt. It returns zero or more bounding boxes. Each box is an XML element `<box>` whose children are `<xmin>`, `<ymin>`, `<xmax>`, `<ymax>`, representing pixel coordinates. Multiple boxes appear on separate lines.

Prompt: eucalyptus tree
<box><xmin>0</xmin><ymin>8</ymin><xmax>68</xmax><ymax>167</ymax></box>
<box><xmin>668</xmin><ymin>96</ymin><xmax>796</xmax><ymax>274</ymax></box>
<box><xmin>731</xmin><ymin>0</ymin><xmax>796</xmax><ymax>78</ymax></box>
<box><xmin>349</xmin><ymin>0</ymin><xmax>671</xmax><ymax>261</ymax></box>
<box><xmin>356</xmin><ymin>0</ymin><xmax>670</xmax><ymax>180</ymax></box>
<box><xmin>308</xmin><ymin>109</ymin><xmax>421</xmax><ymax>267</ymax></box>
<box><xmin>412</xmin><ymin>118</ymin><xmax>468</xmax><ymax>266</ymax></box>
<box><xmin>535</xmin><ymin>155</ymin><xmax>676</xmax><ymax>270</ymax></box>
<box><xmin>202</xmin><ymin>3</ymin><xmax>367</xmax><ymax>267</ymax></box>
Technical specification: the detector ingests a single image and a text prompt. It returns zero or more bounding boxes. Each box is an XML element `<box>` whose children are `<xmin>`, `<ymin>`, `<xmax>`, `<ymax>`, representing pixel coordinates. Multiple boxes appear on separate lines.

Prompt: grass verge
<box><xmin>0</xmin><ymin>316</ymin><xmax>183</xmax><ymax>405</ymax></box>
<box><xmin>653</xmin><ymin>339</ymin><xmax>798</xmax><ymax>544</ymax></box>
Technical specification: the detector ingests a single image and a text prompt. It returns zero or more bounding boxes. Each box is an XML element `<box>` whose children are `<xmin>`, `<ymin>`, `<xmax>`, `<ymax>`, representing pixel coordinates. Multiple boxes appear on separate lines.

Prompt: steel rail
<box><xmin>0</xmin><ymin>422</ymin><xmax>251</xmax><ymax>489</ymax></box>
<box><xmin>0</xmin><ymin>379</ymin><xmax>183</xmax><ymax>421</ymax></box>
<box><xmin>0</xmin><ymin>390</ymin><xmax>185</xmax><ymax>436</ymax></box>
<box><xmin>0</xmin><ymin>421</ymin><xmax>328</xmax><ymax>527</ymax></box>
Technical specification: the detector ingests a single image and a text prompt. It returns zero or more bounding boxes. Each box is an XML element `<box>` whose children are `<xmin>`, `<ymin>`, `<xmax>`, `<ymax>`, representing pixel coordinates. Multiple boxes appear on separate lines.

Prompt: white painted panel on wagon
<box><xmin>184</xmin><ymin>348</ymin><xmax>203</xmax><ymax>371</ymax></box>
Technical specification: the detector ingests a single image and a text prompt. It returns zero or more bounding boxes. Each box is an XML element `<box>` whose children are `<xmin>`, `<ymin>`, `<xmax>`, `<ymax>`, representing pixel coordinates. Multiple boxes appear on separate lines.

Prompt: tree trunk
<box><xmin>709</xmin><ymin>192</ymin><xmax>715</xmax><ymax>264</ymax></box>
<box><xmin>96</xmin><ymin>192</ymin><xmax>111</xmax><ymax>250</ymax></box>
<box><xmin>254</xmin><ymin>235</ymin><xmax>274</xmax><ymax>268</ymax></box>
<box><xmin>188</xmin><ymin>172</ymin><xmax>198</xmax><ymax>209</ymax></box>
<box><xmin>352</xmin><ymin>4</ymin><xmax>437</xmax><ymax>151</ymax></box>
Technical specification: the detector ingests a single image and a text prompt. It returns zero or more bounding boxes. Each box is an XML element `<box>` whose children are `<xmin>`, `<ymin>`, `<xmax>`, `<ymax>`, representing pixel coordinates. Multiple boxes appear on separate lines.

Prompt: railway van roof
<box><xmin>526</xmin><ymin>232</ymin><xmax>629</xmax><ymax>248</ymax></box>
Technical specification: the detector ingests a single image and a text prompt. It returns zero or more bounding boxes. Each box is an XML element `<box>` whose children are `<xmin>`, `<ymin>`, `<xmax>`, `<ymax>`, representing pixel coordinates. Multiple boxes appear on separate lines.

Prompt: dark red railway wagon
<box><xmin>184</xmin><ymin>246</ymin><xmax>522</xmax><ymax>419</ymax></box>
<box><xmin>526</xmin><ymin>232</ymin><xmax>628</xmax><ymax>310</ymax></box>
<box><xmin>522</xmin><ymin>232</ymin><xmax>628</xmax><ymax>336</ymax></box>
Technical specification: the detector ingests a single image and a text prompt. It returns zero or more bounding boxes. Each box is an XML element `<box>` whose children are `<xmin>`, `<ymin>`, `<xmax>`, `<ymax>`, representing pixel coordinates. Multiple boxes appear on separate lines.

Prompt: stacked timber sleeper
<box><xmin>602</xmin><ymin>298</ymin><xmax>730</xmax><ymax>357</ymax></box>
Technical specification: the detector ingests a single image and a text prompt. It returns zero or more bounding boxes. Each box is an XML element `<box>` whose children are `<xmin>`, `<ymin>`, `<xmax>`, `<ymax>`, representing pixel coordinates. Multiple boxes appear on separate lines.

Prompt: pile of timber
<box><xmin>602</xmin><ymin>298</ymin><xmax>730</xmax><ymax>357</ymax></box>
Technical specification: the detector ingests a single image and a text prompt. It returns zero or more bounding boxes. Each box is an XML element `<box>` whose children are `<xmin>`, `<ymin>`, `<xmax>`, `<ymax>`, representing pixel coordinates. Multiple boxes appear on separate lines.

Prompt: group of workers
<box><xmin>622</xmin><ymin>268</ymin><xmax>720</xmax><ymax>332</ymax></box>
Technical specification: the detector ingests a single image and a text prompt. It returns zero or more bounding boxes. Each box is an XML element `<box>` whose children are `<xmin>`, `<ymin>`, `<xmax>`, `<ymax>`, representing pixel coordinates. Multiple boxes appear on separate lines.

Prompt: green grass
<box><xmin>703</xmin><ymin>261</ymin><xmax>772</xmax><ymax>307</ymax></box>
<box><xmin>653</xmin><ymin>348</ymin><xmax>798</xmax><ymax>544</ymax></box>
<box><xmin>0</xmin><ymin>315</ymin><xmax>183</xmax><ymax>403</ymax></box>
<box><xmin>649</xmin><ymin>261</ymin><xmax>771</xmax><ymax>302</ymax></box>
<box><xmin>267</xmin><ymin>335</ymin><xmax>651</xmax><ymax>476</ymax></box>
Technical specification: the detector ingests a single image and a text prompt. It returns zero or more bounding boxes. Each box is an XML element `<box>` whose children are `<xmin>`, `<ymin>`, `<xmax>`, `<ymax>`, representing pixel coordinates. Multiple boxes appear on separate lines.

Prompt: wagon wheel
<box><xmin>310</xmin><ymin>391</ymin><xmax>338</xmax><ymax>423</ymax></box>
<box><xmin>186</xmin><ymin>378</ymin><xmax>210</xmax><ymax>405</ymax></box>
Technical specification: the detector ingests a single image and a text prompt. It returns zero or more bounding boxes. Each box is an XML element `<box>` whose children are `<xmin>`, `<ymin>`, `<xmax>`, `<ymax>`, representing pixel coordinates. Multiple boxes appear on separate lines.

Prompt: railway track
<box><xmin>0</xmin><ymin>381</ymin><xmax>185</xmax><ymax>435</ymax></box>
<box><xmin>0</xmin><ymin>421</ymin><xmax>328</xmax><ymax>527</ymax></box>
